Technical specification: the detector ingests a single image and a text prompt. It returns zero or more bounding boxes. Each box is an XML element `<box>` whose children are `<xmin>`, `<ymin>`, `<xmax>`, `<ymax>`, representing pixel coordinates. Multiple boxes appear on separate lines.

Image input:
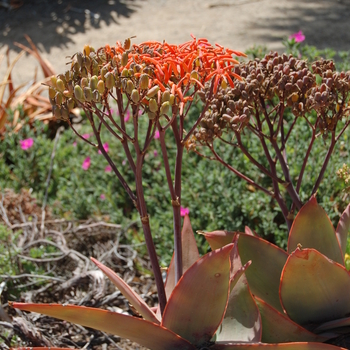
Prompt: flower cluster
<box><xmin>48</xmin><ymin>36</ymin><xmax>245</xmax><ymax>123</ymax></box>
<box><xmin>189</xmin><ymin>51</ymin><xmax>350</xmax><ymax>146</ymax></box>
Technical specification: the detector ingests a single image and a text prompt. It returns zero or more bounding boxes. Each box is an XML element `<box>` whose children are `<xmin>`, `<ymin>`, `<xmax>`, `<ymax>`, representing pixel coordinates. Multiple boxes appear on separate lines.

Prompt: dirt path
<box><xmin>1</xmin><ymin>0</ymin><xmax>350</xmax><ymax>86</ymax></box>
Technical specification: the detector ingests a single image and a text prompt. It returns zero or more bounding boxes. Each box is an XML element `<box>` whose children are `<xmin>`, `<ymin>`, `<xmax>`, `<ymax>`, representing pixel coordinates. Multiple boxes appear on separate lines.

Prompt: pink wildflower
<box><xmin>154</xmin><ymin>130</ymin><xmax>160</xmax><ymax>139</ymax></box>
<box><xmin>19</xmin><ymin>138</ymin><xmax>34</xmax><ymax>150</ymax></box>
<box><xmin>82</xmin><ymin>157</ymin><xmax>91</xmax><ymax>170</ymax></box>
<box><xmin>98</xmin><ymin>143</ymin><xmax>109</xmax><ymax>154</ymax></box>
<box><xmin>105</xmin><ymin>165</ymin><xmax>112</xmax><ymax>173</ymax></box>
<box><xmin>100</xmin><ymin>194</ymin><xmax>106</xmax><ymax>200</ymax></box>
<box><xmin>289</xmin><ymin>30</ymin><xmax>305</xmax><ymax>43</ymax></box>
<box><xmin>82</xmin><ymin>133</ymin><xmax>91</xmax><ymax>140</ymax></box>
<box><xmin>180</xmin><ymin>206</ymin><xmax>190</xmax><ymax>217</ymax></box>
<box><xmin>125</xmin><ymin>110</ymin><xmax>131</xmax><ymax>122</ymax></box>
<box><xmin>73</xmin><ymin>141</ymin><xmax>77</xmax><ymax>147</ymax></box>
<box><xmin>153</xmin><ymin>150</ymin><xmax>158</xmax><ymax>157</ymax></box>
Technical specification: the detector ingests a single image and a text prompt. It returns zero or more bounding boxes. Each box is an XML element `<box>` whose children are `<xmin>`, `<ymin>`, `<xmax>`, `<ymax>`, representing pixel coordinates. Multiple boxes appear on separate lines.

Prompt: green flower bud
<box><xmin>160</xmin><ymin>101</ymin><xmax>170</xmax><ymax>115</ymax></box>
<box><xmin>121</xmin><ymin>52</ymin><xmax>128</xmax><ymax>66</ymax></box>
<box><xmin>81</xmin><ymin>77</ymin><xmax>89</xmax><ymax>88</ymax></box>
<box><xmin>146</xmin><ymin>85</ymin><xmax>160</xmax><ymax>98</ymax></box>
<box><xmin>139</xmin><ymin>74</ymin><xmax>149</xmax><ymax>90</ymax></box>
<box><xmin>72</xmin><ymin>60</ymin><xmax>80</xmax><ymax>72</ymax></box>
<box><xmin>97</xmin><ymin>80</ymin><xmax>105</xmax><ymax>94</ymax></box>
<box><xmin>76</xmin><ymin>52</ymin><xmax>83</xmax><ymax>67</ymax></box>
<box><xmin>50</xmin><ymin>76</ymin><xmax>57</xmax><ymax>88</ymax></box>
<box><xmin>93</xmin><ymin>90</ymin><xmax>101</xmax><ymax>102</ymax></box>
<box><xmin>90</xmin><ymin>76</ymin><xmax>98</xmax><ymax>91</ymax></box>
<box><xmin>149</xmin><ymin>98</ymin><xmax>158</xmax><ymax>112</ymax></box>
<box><xmin>147</xmin><ymin>111</ymin><xmax>156</xmax><ymax>120</ymax></box>
<box><xmin>126</xmin><ymin>80</ymin><xmax>135</xmax><ymax>94</ymax></box>
<box><xmin>55</xmin><ymin>92</ymin><xmax>63</xmax><ymax>105</ymax></box>
<box><xmin>101</xmin><ymin>66</ymin><xmax>109</xmax><ymax>80</ymax></box>
<box><xmin>74</xmin><ymin>85</ymin><xmax>84</xmax><ymax>101</ymax></box>
<box><xmin>84</xmin><ymin>87</ymin><xmax>93</xmax><ymax>102</ymax></box>
<box><xmin>80</xmin><ymin>66</ymin><xmax>88</xmax><ymax>78</ymax></box>
<box><xmin>162</xmin><ymin>90</ymin><xmax>171</xmax><ymax>103</ymax></box>
<box><xmin>169</xmin><ymin>94</ymin><xmax>175</xmax><ymax>106</ymax></box>
<box><xmin>53</xmin><ymin>106</ymin><xmax>61</xmax><ymax>119</ymax></box>
<box><xmin>61</xmin><ymin>107</ymin><xmax>69</xmax><ymax>121</ymax></box>
<box><xmin>190</xmin><ymin>70</ymin><xmax>199</xmax><ymax>80</ymax></box>
<box><xmin>131</xmin><ymin>89</ymin><xmax>140</xmax><ymax>103</ymax></box>
<box><xmin>105</xmin><ymin>72</ymin><xmax>115</xmax><ymax>89</ymax></box>
<box><xmin>67</xmin><ymin>98</ymin><xmax>75</xmax><ymax>110</ymax></box>
<box><xmin>49</xmin><ymin>87</ymin><xmax>56</xmax><ymax>99</ymax></box>
<box><xmin>121</xmin><ymin>68</ymin><xmax>129</xmax><ymax>77</ymax></box>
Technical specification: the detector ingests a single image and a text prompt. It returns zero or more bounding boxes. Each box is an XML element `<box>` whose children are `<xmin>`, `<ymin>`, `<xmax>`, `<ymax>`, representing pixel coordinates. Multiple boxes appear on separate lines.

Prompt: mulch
<box><xmin>0</xmin><ymin>189</ymin><xmax>155</xmax><ymax>349</ymax></box>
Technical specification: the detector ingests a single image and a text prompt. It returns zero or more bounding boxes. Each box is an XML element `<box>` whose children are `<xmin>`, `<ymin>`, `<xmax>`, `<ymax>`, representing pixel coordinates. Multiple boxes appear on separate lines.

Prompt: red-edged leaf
<box><xmin>245</xmin><ymin>226</ymin><xmax>256</xmax><ymax>236</ymax></box>
<box><xmin>216</xmin><ymin>236</ymin><xmax>261</xmax><ymax>342</ymax></box>
<box><xmin>165</xmin><ymin>214</ymin><xmax>200</xmax><ymax>299</ymax></box>
<box><xmin>161</xmin><ymin>244</ymin><xmax>234</xmax><ymax>346</ymax></box>
<box><xmin>10</xmin><ymin>303</ymin><xmax>195</xmax><ymax>350</ymax></box>
<box><xmin>199</xmin><ymin>230</ymin><xmax>236</xmax><ymax>250</ymax></box>
<box><xmin>336</xmin><ymin>203</ymin><xmax>350</xmax><ymax>257</ymax></box>
<box><xmin>237</xmin><ymin>233</ymin><xmax>288</xmax><ymax>313</ymax></box>
<box><xmin>91</xmin><ymin>257</ymin><xmax>160</xmax><ymax>323</ymax></box>
<box><xmin>11</xmin><ymin>348</ymin><xmax>74</xmax><ymax>350</ymax></box>
<box><xmin>314</xmin><ymin>316</ymin><xmax>350</xmax><ymax>333</ymax></box>
<box><xmin>255</xmin><ymin>297</ymin><xmax>329</xmax><ymax>343</ymax></box>
<box><xmin>280</xmin><ymin>248</ymin><xmax>350</xmax><ymax>326</ymax></box>
<box><xmin>209</xmin><ymin>343</ymin><xmax>346</xmax><ymax>349</ymax></box>
<box><xmin>288</xmin><ymin>196</ymin><xmax>343</xmax><ymax>265</ymax></box>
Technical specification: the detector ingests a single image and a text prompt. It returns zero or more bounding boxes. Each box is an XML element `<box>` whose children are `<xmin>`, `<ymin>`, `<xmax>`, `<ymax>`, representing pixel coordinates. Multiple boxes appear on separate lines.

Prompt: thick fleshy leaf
<box><xmin>199</xmin><ymin>230</ymin><xmax>236</xmax><ymax>250</ymax></box>
<box><xmin>315</xmin><ymin>316</ymin><xmax>350</xmax><ymax>333</ymax></box>
<box><xmin>91</xmin><ymin>257</ymin><xmax>159</xmax><ymax>323</ymax></box>
<box><xmin>11</xmin><ymin>348</ymin><xmax>74</xmax><ymax>350</ymax></box>
<box><xmin>10</xmin><ymin>303</ymin><xmax>195</xmax><ymax>350</ymax></box>
<box><xmin>210</xmin><ymin>343</ymin><xmax>346</xmax><ymax>349</ymax></box>
<box><xmin>336</xmin><ymin>203</ymin><xmax>350</xmax><ymax>257</ymax></box>
<box><xmin>288</xmin><ymin>196</ymin><xmax>343</xmax><ymax>265</ymax></box>
<box><xmin>245</xmin><ymin>226</ymin><xmax>256</xmax><ymax>236</ymax></box>
<box><xmin>165</xmin><ymin>214</ymin><xmax>200</xmax><ymax>299</ymax></box>
<box><xmin>161</xmin><ymin>244</ymin><xmax>234</xmax><ymax>346</ymax></box>
<box><xmin>216</xmin><ymin>236</ymin><xmax>261</xmax><ymax>342</ymax></box>
<box><xmin>255</xmin><ymin>297</ymin><xmax>329</xmax><ymax>343</ymax></box>
<box><xmin>280</xmin><ymin>248</ymin><xmax>350</xmax><ymax>326</ymax></box>
<box><xmin>237</xmin><ymin>233</ymin><xmax>288</xmax><ymax>313</ymax></box>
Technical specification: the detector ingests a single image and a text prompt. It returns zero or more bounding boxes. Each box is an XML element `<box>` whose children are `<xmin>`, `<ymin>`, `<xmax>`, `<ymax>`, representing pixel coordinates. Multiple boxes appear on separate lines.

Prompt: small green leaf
<box><xmin>288</xmin><ymin>196</ymin><xmax>343</xmax><ymax>265</ymax></box>
<box><xmin>238</xmin><ymin>233</ymin><xmax>288</xmax><ymax>313</ymax></box>
<box><xmin>336</xmin><ymin>203</ymin><xmax>350</xmax><ymax>257</ymax></box>
<box><xmin>255</xmin><ymin>297</ymin><xmax>329</xmax><ymax>343</ymax></box>
<box><xmin>162</xmin><ymin>244</ymin><xmax>233</xmax><ymax>347</ymax></box>
<box><xmin>10</xmin><ymin>303</ymin><xmax>195</xmax><ymax>350</ymax></box>
<box><xmin>280</xmin><ymin>248</ymin><xmax>350</xmax><ymax>326</ymax></box>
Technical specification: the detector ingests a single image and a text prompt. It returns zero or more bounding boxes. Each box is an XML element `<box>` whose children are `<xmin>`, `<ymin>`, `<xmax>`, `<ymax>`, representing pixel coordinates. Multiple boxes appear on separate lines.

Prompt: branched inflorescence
<box><xmin>189</xmin><ymin>51</ymin><xmax>350</xmax><ymax>229</ymax></box>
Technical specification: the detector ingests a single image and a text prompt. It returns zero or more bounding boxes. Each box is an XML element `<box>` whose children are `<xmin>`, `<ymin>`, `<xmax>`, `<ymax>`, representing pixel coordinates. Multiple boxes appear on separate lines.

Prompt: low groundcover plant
<box><xmin>9</xmin><ymin>36</ymin><xmax>350</xmax><ymax>350</ymax></box>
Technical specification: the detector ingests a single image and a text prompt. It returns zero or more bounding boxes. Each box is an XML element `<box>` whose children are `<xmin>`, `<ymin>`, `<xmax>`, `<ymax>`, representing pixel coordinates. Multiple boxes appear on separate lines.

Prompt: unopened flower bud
<box><xmin>84</xmin><ymin>87</ymin><xmax>93</xmax><ymax>102</ymax></box>
<box><xmin>81</xmin><ymin>77</ymin><xmax>89</xmax><ymax>88</ymax></box>
<box><xmin>147</xmin><ymin>85</ymin><xmax>160</xmax><ymax>98</ymax></box>
<box><xmin>105</xmin><ymin>72</ymin><xmax>115</xmax><ymax>89</ymax></box>
<box><xmin>126</xmin><ymin>80</ymin><xmax>135</xmax><ymax>94</ymax></box>
<box><xmin>148</xmin><ymin>111</ymin><xmax>156</xmax><ymax>120</ymax></box>
<box><xmin>162</xmin><ymin>90</ymin><xmax>171</xmax><ymax>103</ymax></box>
<box><xmin>124</xmin><ymin>38</ymin><xmax>131</xmax><ymax>50</ymax></box>
<box><xmin>121</xmin><ymin>68</ymin><xmax>129</xmax><ymax>77</ymax></box>
<box><xmin>149</xmin><ymin>98</ymin><xmax>158</xmax><ymax>112</ymax></box>
<box><xmin>49</xmin><ymin>87</ymin><xmax>56</xmax><ymax>99</ymax></box>
<box><xmin>67</xmin><ymin>98</ymin><xmax>75</xmax><ymax>110</ymax></box>
<box><xmin>83</xmin><ymin>44</ymin><xmax>91</xmax><ymax>57</ymax></box>
<box><xmin>51</xmin><ymin>76</ymin><xmax>57</xmax><ymax>88</ymax></box>
<box><xmin>121</xmin><ymin>52</ymin><xmax>128</xmax><ymax>66</ymax></box>
<box><xmin>160</xmin><ymin>101</ymin><xmax>170</xmax><ymax>115</ymax></box>
<box><xmin>221</xmin><ymin>79</ymin><xmax>228</xmax><ymax>90</ymax></box>
<box><xmin>76</xmin><ymin>52</ymin><xmax>83</xmax><ymax>67</ymax></box>
<box><xmin>139</xmin><ymin>74</ymin><xmax>149</xmax><ymax>90</ymax></box>
<box><xmin>97</xmin><ymin>80</ymin><xmax>105</xmax><ymax>94</ymax></box>
<box><xmin>74</xmin><ymin>85</ymin><xmax>84</xmax><ymax>101</ymax></box>
<box><xmin>53</xmin><ymin>106</ymin><xmax>61</xmax><ymax>119</ymax></box>
<box><xmin>90</xmin><ymin>75</ymin><xmax>98</xmax><ymax>90</ymax></box>
<box><xmin>131</xmin><ymin>89</ymin><xmax>140</xmax><ymax>103</ymax></box>
<box><xmin>55</xmin><ymin>92</ymin><xmax>63</xmax><ymax>105</ymax></box>
<box><xmin>169</xmin><ymin>94</ymin><xmax>175</xmax><ymax>105</ymax></box>
<box><xmin>190</xmin><ymin>70</ymin><xmax>199</xmax><ymax>80</ymax></box>
<box><xmin>61</xmin><ymin>107</ymin><xmax>69</xmax><ymax>121</ymax></box>
<box><xmin>93</xmin><ymin>90</ymin><xmax>101</xmax><ymax>102</ymax></box>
